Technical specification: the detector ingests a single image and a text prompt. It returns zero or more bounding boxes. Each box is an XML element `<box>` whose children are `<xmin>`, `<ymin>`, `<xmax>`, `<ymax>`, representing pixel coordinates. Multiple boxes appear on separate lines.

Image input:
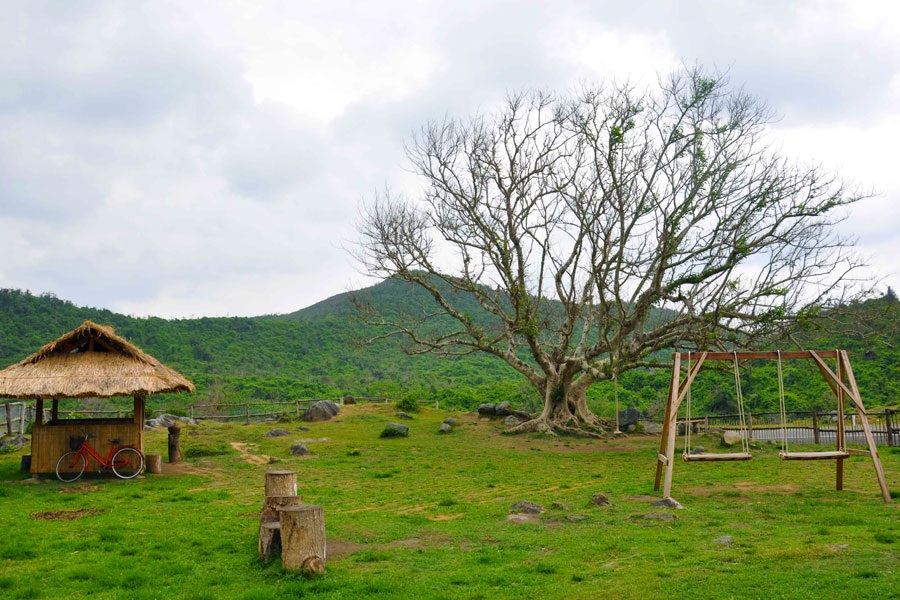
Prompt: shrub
<box><xmin>395</xmin><ymin>397</ymin><xmax>421</xmax><ymax>413</ymax></box>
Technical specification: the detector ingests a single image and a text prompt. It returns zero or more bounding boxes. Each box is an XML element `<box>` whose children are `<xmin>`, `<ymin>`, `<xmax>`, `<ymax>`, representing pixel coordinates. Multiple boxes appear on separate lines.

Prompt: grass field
<box><xmin>1</xmin><ymin>403</ymin><xmax>898</xmax><ymax>599</ymax></box>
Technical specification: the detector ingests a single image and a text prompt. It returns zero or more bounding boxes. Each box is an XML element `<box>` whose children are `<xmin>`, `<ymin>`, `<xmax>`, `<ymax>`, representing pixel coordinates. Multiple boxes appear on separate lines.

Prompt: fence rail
<box><xmin>687</xmin><ymin>409</ymin><xmax>898</xmax><ymax>447</ymax></box>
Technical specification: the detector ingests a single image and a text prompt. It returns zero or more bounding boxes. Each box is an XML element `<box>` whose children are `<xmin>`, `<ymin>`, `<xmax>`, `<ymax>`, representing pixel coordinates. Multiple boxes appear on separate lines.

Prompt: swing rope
<box><xmin>777</xmin><ymin>350</ymin><xmax>789</xmax><ymax>454</ymax></box>
<box><xmin>683</xmin><ymin>352</ymin><xmax>692</xmax><ymax>458</ymax></box>
<box><xmin>732</xmin><ymin>351</ymin><xmax>751</xmax><ymax>455</ymax></box>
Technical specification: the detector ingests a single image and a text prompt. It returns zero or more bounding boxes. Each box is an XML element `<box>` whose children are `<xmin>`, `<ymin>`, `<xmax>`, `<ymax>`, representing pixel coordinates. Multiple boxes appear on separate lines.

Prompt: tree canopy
<box><xmin>357</xmin><ymin>66</ymin><xmax>868</xmax><ymax>435</ymax></box>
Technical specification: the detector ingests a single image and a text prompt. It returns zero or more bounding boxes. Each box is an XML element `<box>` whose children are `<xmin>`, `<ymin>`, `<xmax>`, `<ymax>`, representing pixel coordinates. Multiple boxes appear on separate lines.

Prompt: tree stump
<box><xmin>261</xmin><ymin>494</ymin><xmax>304</xmax><ymax>523</ymax></box>
<box><xmin>264</xmin><ymin>470</ymin><xmax>297</xmax><ymax>497</ymax></box>
<box><xmin>258</xmin><ymin>522</ymin><xmax>282</xmax><ymax>562</ymax></box>
<box><xmin>145</xmin><ymin>453</ymin><xmax>163</xmax><ymax>474</ymax></box>
<box><xmin>279</xmin><ymin>505</ymin><xmax>326</xmax><ymax>575</ymax></box>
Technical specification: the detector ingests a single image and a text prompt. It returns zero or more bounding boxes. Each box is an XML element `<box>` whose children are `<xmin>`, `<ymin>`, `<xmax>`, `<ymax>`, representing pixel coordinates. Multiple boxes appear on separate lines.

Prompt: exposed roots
<box><xmin>507</xmin><ymin>415</ymin><xmax>607</xmax><ymax>438</ymax></box>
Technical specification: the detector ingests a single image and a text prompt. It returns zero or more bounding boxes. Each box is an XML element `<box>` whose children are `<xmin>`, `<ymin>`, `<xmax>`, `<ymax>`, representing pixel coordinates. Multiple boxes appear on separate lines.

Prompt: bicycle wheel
<box><xmin>111</xmin><ymin>447</ymin><xmax>144</xmax><ymax>479</ymax></box>
<box><xmin>55</xmin><ymin>451</ymin><xmax>87</xmax><ymax>482</ymax></box>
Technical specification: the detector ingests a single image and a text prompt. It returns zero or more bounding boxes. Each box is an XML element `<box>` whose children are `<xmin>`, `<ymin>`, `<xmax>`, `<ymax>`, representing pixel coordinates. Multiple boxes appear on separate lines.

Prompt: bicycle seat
<box><xmin>109</xmin><ymin>438</ymin><xmax>121</xmax><ymax>445</ymax></box>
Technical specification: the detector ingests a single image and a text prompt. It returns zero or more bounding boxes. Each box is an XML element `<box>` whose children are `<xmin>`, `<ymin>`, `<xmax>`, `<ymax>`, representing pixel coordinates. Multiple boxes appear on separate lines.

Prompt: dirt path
<box><xmin>229</xmin><ymin>442</ymin><xmax>272</xmax><ymax>465</ymax></box>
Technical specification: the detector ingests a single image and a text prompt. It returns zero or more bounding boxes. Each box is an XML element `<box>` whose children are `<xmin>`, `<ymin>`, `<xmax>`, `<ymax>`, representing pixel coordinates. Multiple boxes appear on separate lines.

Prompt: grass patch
<box><xmin>0</xmin><ymin>403</ymin><xmax>897</xmax><ymax>599</ymax></box>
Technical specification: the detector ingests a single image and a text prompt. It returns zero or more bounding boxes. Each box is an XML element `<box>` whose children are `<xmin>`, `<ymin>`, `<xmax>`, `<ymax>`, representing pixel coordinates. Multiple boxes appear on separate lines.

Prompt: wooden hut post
<box><xmin>35</xmin><ymin>400</ymin><xmax>43</xmax><ymax>426</ymax></box>
<box><xmin>279</xmin><ymin>505</ymin><xmax>326</xmax><ymax>575</ymax></box>
<box><xmin>51</xmin><ymin>399</ymin><xmax>59</xmax><ymax>423</ymax></box>
<box><xmin>134</xmin><ymin>393</ymin><xmax>146</xmax><ymax>454</ymax></box>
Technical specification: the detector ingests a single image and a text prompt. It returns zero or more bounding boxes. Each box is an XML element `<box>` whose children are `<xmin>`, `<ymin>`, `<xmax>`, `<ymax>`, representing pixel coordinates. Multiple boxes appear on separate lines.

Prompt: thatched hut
<box><xmin>0</xmin><ymin>320</ymin><xmax>194</xmax><ymax>474</ymax></box>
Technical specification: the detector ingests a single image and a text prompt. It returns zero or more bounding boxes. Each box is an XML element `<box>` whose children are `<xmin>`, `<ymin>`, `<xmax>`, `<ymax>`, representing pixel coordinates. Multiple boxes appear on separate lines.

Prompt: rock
<box><xmin>397</xmin><ymin>412</ymin><xmax>413</xmax><ymax>420</ymax></box>
<box><xmin>504</xmin><ymin>415</ymin><xmax>523</xmax><ymax>427</ymax></box>
<box><xmin>652</xmin><ymin>497</ymin><xmax>685</xmax><ymax>509</ymax></box>
<box><xmin>494</xmin><ymin>402</ymin><xmax>512</xmax><ymax>416</ymax></box>
<box><xmin>565</xmin><ymin>514</ymin><xmax>587</xmax><ymax>522</ymax></box>
<box><xmin>512</xmin><ymin>410</ymin><xmax>532</xmax><ymax>422</ymax></box>
<box><xmin>477</xmin><ymin>403</ymin><xmax>497</xmax><ymax>416</ymax></box>
<box><xmin>510</xmin><ymin>501</ymin><xmax>544</xmax><ymax>514</ymax></box>
<box><xmin>626</xmin><ymin>424</ymin><xmax>636</xmax><ymax>433</ymax></box>
<box><xmin>645</xmin><ymin>512</ymin><xmax>676</xmax><ymax>522</ymax></box>
<box><xmin>714</xmin><ymin>535</ymin><xmax>733</xmax><ymax>547</ymax></box>
<box><xmin>145</xmin><ymin>413</ymin><xmax>195</xmax><ymax>429</ymax></box>
<box><xmin>722</xmin><ymin>430</ymin><xmax>743</xmax><ymax>446</ymax></box>
<box><xmin>297</xmin><ymin>426</ymin><xmax>311</xmax><ymax>431</ymax></box>
<box><xmin>380</xmin><ymin>423</ymin><xmax>409</xmax><ymax>438</ymax></box>
<box><xmin>265</xmin><ymin>429</ymin><xmax>291</xmax><ymax>438</ymax></box>
<box><xmin>442</xmin><ymin>418</ymin><xmax>457</xmax><ymax>426</ymax></box>
<box><xmin>643</xmin><ymin>421</ymin><xmax>661</xmax><ymax>435</ymax></box>
<box><xmin>591</xmin><ymin>493</ymin><xmax>612</xmax><ymax>506</ymax></box>
<box><xmin>290</xmin><ymin>443</ymin><xmax>310</xmax><ymax>456</ymax></box>
<box><xmin>438</xmin><ymin>423</ymin><xmax>453</xmax><ymax>434</ymax></box>
<box><xmin>0</xmin><ymin>434</ymin><xmax>28</xmax><ymax>449</ymax></box>
<box><xmin>507</xmin><ymin>513</ymin><xmax>541</xmax><ymax>524</ymax></box>
<box><xmin>551</xmin><ymin>501</ymin><xmax>570</xmax><ymax>511</ymax></box>
<box><xmin>691</xmin><ymin>445</ymin><xmax>706</xmax><ymax>454</ymax></box>
<box><xmin>302</xmin><ymin>400</ymin><xmax>340</xmax><ymax>422</ymax></box>
<box><xmin>617</xmin><ymin>406</ymin><xmax>641</xmax><ymax>429</ymax></box>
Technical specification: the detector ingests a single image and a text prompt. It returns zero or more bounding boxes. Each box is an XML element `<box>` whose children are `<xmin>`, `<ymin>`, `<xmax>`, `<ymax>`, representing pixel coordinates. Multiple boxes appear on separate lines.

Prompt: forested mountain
<box><xmin>0</xmin><ymin>284</ymin><xmax>897</xmax><ymax>416</ymax></box>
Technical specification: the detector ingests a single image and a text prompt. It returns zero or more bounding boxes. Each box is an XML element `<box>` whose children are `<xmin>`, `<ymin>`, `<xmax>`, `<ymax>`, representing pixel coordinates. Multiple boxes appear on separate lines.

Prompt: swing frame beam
<box><xmin>653</xmin><ymin>350</ymin><xmax>891</xmax><ymax>503</ymax></box>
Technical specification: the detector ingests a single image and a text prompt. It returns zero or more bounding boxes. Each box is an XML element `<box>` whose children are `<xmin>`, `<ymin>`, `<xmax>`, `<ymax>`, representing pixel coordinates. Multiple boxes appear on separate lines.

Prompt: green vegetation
<box><xmin>0</xmin><ymin>286</ymin><xmax>897</xmax><ymax>421</ymax></box>
<box><xmin>1</xmin><ymin>404</ymin><xmax>898</xmax><ymax>599</ymax></box>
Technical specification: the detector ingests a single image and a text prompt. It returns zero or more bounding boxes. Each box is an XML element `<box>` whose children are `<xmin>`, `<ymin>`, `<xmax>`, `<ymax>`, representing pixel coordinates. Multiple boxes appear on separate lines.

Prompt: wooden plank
<box><xmin>662</xmin><ymin>354</ymin><xmax>682</xmax><ymax>498</ymax></box>
<box><xmin>840</xmin><ymin>351</ymin><xmax>891</xmax><ymax>503</ymax></box>
<box><xmin>683</xmin><ymin>452</ymin><xmax>752</xmax><ymax>462</ymax></box>
<box><xmin>672</xmin><ymin>350</ymin><xmax>839</xmax><ymax>361</ymax></box>
<box><xmin>779</xmin><ymin>451</ymin><xmax>850</xmax><ymax>461</ymax></box>
<box><xmin>654</xmin><ymin>353</ymin><xmax>680</xmax><ymax>492</ymax></box>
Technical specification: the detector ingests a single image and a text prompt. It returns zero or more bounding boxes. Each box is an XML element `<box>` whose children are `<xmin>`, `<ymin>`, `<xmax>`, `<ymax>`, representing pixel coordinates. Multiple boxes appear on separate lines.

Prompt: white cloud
<box><xmin>1</xmin><ymin>0</ymin><xmax>898</xmax><ymax>316</ymax></box>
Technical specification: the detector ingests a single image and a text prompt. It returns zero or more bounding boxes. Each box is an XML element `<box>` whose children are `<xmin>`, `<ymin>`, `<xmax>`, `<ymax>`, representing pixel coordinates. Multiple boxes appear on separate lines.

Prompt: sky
<box><xmin>1</xmin><ymin>0</ymin><xmax>898</xmax><ymax>318</ymax></box>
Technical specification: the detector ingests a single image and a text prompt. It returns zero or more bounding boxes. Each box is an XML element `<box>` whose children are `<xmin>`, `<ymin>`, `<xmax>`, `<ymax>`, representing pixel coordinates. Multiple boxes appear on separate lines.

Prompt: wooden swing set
<box><xmin>654</xmin><ymin>350</ymin><xmax>891</xmax><ymax>503</ymax></box>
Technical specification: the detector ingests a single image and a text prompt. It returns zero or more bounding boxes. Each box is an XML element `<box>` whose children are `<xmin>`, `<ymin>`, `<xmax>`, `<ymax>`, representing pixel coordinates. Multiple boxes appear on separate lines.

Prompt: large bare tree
<box><xmin>356</xmin><ymin>67</ymin><xmax>867</xmax><ymax>435</ymax></box>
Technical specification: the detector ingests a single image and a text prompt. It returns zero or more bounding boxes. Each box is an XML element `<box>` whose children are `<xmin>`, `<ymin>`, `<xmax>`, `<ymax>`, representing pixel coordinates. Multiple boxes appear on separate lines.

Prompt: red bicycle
<box><xmin>55</xmin><ymin>431</ymin><xmax>145</xmax><ymax>482</ymax></box>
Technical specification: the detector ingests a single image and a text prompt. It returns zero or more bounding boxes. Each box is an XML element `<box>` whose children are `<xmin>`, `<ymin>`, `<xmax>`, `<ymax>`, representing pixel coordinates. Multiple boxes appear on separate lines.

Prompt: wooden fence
<box><xmin>1</xmin><ymin>401</ymin><xmax>28</xmax><ymax>436</ymax></box>
<box><xmin>689</xmin><ymin>409</ymin><xmax>899</xmax><ymax>447</ymax></box>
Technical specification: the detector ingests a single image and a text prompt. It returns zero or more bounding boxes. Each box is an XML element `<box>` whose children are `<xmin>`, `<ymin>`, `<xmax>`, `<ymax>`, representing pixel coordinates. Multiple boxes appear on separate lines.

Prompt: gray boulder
<box><xmin>653</xmin><ymin>497</ymin><xmax>685</xmax><ymax>509</ymax></box>
<box><xmin>722</xmin><ymin>430</ymin><xmax>743</xmax><ymax>446</ymax></box>
<box><xmin>265</xmin><ymin>429</ymin><xmax>290</xmax><ymax>438</ymax></box>
<box><xmin>591</xmin><ymin>493</ymin><xmax>612</xmax><ymax>506</ymax></box>
<box><xmin>0</xmin><ymin>434</ymin><xmax>28</xmax><ymax>449</ymax></box>
<box><xmin>504</xmin><ymin>415</ymin><xmax>523</xmax><ymax>427</ymax></box>
<box><xmin>494</xmin><ymin>402</ymin><xmax>512</xmax><ymax>416</ymax></box>
<box><xmin>380</xmin><ymin>423</ymin><xmax>409</xmax><ymax>438</ymax></box>
<box><xmin>510</xmin><ymin>501</ymin><xmax>544</xmax><ymax>514</ymax></box>
<box><xmin>442</xmin><ymin>417</ymin><xmax>457</xmax><ymax>426</ymax></box>
<box><xmin>302</xmin><ymin>400</ymin><xmax>340</xmax><ymax>422</ymax></box>
<box><xmin>643</xmin><ymin>421</ymin><xmax>661</xmax><ymax>435</ymax></box>
<box><xmin>397</xmin><ymin>412</ymin><xmax>413</xmax><ymax>420</ymax></box>
<box><xmin>617</xmin><ymin>406</ymin><xmax>641</xmax><ymax>429</ymax></box>
<box><xmin>290</xmin><ymin>443</ymin><xmax>311</xmax><ymax>456</ymax></box>
<box><xmin>477</xmin><ymin>403</ymin><xmax>497</xmax><ymax>416</ymax></box>
<box><xmin>438</xmin><ymin>423</ymin><xmax>453</xmax><ymax>434</ymax></box>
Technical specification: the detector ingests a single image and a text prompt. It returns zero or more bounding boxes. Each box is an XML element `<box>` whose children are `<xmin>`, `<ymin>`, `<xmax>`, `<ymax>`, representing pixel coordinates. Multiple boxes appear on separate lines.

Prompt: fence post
<box><xmin>19</xmin><ymin>403</ymin><xmax>26</xmax><ymax>434</ymax></box>
<box><xmin>4</xmin><ymin>401</ymin><xmax>11</xmax><ymax>436</ymax></box>
<box><xmin>246</xmin><ymin>404</ymin><xmax>251</xmax><ymax>425</ymax></box>
<box><xmin>885</xmin><ymin>409</ymin><xmax>894</xmax><ymax>448</ymax></box>
<box><xmin>747</xmin><ymin>413</ymin><xmax>753</xmax><ymax>441</ymax></box>
<box><xmin>812</xmin><ymin>410</ymin><xmax>820</xmax><ymax>444</ymax></box>
<box><xmin>190</xmin><ymin>405</ymin><xmax>195</xmax><ymax>420</ymax></box>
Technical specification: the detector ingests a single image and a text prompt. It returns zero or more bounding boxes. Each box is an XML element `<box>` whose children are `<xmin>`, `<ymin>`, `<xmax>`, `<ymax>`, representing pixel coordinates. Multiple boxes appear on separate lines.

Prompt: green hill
<box><xmin>0</xmin><ymin>284</ymin><xmax>897</xmax><ymax>416</ymax></box>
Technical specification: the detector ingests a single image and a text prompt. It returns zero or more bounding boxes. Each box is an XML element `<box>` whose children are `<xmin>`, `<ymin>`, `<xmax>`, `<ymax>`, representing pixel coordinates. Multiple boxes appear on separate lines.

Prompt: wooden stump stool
<box><xmin>279</xmin><ymin>504</ymin><xmax>326</xmax><ymax>575</ymax></box>
<box><xmin>264</xmin><ymin>470</ymin><xmax>298</xmax><ymax>497</ymax></box>
<box><xmin>145</xmin><ymin>453</ymin><xmax>163</xmax><ymax>474</ymax></box>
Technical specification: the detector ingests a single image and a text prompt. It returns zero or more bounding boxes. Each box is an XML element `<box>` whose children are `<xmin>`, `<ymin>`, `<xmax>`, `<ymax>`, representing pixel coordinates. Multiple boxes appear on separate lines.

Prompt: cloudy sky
<box><xmin>2</xmin><ymin>0</ymin><xmax>898</xmax><ymax>318</ymax></box>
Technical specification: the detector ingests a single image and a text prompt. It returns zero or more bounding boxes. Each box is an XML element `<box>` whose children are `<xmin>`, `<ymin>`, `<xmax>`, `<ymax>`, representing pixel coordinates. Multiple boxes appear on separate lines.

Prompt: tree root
<box><xmin>507</xmin><ymin>416</ymin><xmax>606</xmax><ymax>438</ymax></box>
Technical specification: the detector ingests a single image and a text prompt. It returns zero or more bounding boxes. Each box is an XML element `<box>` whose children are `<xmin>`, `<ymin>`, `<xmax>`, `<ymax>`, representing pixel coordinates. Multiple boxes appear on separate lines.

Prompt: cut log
<box><xmin>265</xmin><ymin>470</ymin><xmax>298</xmax><ymax>497</ymax></box>
<box><xmin>260</xmin><ymin>494</ymin><xmax>304</xmax><ymax>524</ymax></box>
<box><xmin>145</xmin><ymin>453</ymin><xmax>163</xmax><ymax>474</ymax></box>
<box><xmin>280</xmin><ymin>505</ymin><xmax>325</xmax><ymax>575</ymax></box>
<box><xmin>259</xmin><ymin>522</ymin><xmax>281</xmax><ymax>562</ymax></box>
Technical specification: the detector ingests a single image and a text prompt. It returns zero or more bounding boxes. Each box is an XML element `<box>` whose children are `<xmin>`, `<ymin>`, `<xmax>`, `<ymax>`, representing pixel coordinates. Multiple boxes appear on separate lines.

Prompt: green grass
<box><xmin>1</xmin><ymin>404</ymin><xmax>898</xmax><ymax>599</ymax></box>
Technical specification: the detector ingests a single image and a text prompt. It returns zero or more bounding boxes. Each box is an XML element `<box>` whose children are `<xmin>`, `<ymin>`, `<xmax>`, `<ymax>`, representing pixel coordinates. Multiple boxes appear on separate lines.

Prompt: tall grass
<box><xmin>1</xmin><ymin>404</ymin><xmax>897</xmax><ymax>599</ymax></box>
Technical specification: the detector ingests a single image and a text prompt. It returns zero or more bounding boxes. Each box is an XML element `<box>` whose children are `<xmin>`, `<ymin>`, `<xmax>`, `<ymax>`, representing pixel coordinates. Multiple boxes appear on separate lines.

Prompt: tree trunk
<box><xmin>510</xmin><ymin>376</ymin><xmax>606</xmax><ymax>436</ymax></box>
<box><xmin>279</xmin><ymin>505</ymin><xmax>326</xmax><ymax>575</ymax></box>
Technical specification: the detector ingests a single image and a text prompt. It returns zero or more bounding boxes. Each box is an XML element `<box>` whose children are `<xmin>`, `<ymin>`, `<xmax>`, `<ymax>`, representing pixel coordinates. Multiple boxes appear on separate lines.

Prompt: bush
<box><xmin>395</xmin><ymin>397</ymin><xmax>421</xmax><ymax>413</ymax></box>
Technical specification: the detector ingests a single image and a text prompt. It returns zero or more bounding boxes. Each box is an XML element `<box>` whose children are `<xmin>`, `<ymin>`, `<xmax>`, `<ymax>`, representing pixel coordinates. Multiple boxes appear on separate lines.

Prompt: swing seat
<box><xmin>778</xmin><ymin>450</ymin><xmax>850</xmax><ymax>461</ymax></box>
<box><xmin>683</xmin><ymin>452</ymin><xmax>752</xmax><ymax>462</ymax></box>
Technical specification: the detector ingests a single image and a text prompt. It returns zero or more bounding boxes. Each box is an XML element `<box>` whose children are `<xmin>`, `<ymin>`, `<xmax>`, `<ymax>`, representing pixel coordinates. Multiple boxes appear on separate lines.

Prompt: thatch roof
<box><xmin>0</xmin><ymin>320</ymin><xmax>195</xmax><ymax>399</ymax></box>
